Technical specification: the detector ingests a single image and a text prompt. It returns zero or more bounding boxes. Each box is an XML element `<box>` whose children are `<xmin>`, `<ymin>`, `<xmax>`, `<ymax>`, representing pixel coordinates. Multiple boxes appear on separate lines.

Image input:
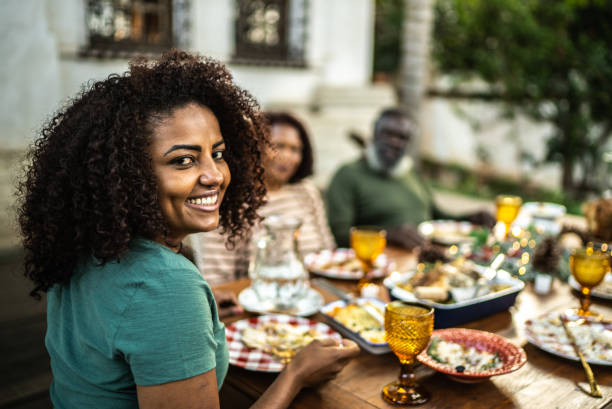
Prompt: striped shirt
<box><xmin>188</xmin><ymin>179</ymin><xmax>335</xmax><ymax>285</ymax></box>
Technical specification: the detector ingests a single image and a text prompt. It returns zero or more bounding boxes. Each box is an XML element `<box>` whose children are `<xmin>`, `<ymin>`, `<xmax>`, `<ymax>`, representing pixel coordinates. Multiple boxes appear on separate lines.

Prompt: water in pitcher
<box><xmin>249</xmin><ymin>215</ymin><xmax>308</xmax><ymax>310</ymax></box>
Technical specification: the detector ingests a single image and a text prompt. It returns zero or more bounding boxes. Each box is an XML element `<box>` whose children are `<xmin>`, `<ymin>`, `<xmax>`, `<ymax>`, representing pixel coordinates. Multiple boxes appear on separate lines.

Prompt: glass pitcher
<box><xmin>249</xmin><ymin>215</ymin><xmax>308</xmax><ymax>311</ymax></box>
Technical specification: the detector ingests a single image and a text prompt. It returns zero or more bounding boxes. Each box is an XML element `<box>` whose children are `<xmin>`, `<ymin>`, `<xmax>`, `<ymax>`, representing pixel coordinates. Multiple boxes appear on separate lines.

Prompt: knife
<box><xmin>312</xmin><ymin>278</ymin><xmax>357</xmax><ymax>303</ymax></box>
<box><xmin>312</xmin><ymin>278</ymin><xmax>384</xmax><ymax>325</ymax></box>
<box><xmin>560</xmin><ymin>316</ymin><xmax>602</xmax><ymax>398</ymax></box>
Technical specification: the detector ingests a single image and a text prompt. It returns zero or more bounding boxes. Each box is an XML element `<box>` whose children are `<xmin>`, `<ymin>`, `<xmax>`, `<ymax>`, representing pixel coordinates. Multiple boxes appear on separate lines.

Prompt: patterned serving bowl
<box><xmin>417</xmin><ymin>328</ymin><xmax>527</xmax><ymax>383</ymax></box>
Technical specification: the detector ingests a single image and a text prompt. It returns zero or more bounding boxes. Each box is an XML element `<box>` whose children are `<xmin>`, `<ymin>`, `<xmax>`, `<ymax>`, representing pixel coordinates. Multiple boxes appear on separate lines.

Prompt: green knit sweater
<box><xmin>326</xmin><ymin>158</ymin><xmax>434</xmax><ymax>247</ymax></box>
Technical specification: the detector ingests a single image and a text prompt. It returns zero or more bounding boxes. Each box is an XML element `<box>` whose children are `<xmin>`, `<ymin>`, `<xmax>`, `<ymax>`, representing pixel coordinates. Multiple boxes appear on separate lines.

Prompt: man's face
<box><xmin>373</xmin><ymin>115</ymin><xmax>413</xmax><ymax>170</ymax></box>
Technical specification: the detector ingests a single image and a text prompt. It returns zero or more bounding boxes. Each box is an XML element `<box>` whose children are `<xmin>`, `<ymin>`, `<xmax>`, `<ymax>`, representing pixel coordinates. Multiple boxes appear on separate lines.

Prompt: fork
<box><xmin>560</xmin><ymin>316</ymin><xmax>602</xmax><ymax>398</ymax></box>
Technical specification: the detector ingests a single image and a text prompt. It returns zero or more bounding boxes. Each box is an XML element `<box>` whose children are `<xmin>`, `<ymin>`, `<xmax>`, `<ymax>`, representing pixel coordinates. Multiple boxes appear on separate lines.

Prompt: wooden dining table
<box><xmin>215</xmin><ymin>247</ymin><xmax>612</xmax><ymax>409</ymax></box>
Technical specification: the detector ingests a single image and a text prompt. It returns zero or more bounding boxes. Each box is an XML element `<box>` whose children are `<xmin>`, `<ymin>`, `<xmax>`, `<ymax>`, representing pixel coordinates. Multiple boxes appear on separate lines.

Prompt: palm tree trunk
<box><xmin>399</xmin><ymin>0</ymin><xmax>434</xmax><ymax>119</ymax></box>
<box><xmin>399</xmin><ymin>0</ymin><xmax>434</xmax><ymax>157</ymax></box>
<box><xmin>562</xmin><ymin>153</ymin><xmax>574</xmax><ymax>193</ymax></box>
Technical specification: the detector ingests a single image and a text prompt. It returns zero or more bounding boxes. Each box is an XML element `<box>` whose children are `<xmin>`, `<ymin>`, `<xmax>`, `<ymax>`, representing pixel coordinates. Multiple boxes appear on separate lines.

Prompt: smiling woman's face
<box><xmin>263</xmin><ymin>123</ymin><xmax>303</xmax><ymax>189</ymax></box>
<box><xmin>149</xmin><ymin>103</ymin><xmax>230</xmax><ymax>244</ymax></box>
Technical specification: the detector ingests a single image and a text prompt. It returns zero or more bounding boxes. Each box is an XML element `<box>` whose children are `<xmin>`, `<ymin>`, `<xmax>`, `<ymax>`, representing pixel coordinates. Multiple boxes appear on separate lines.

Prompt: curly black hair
<box><xmin>264</xmin><ymin>111</ymin><xmax>314</xmax><ymax>183</ymax></box>
<box><xmin>17</xmin><ymin>50</ymin><xmax>268</xmax><ymax>298</ymax></box>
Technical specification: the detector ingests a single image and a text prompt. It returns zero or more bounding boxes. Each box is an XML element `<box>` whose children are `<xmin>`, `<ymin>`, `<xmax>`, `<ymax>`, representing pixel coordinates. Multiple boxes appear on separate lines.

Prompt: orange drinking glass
<box><xmin>350</xmin><ymin>226</ymin><xmax>386</xmax><ymax>288</ymax></box>
<box><xmin>569</xmin><ymin>248</ymin><xmax>610</xmax><ymax>318</ymax></box>
<box><xmin>495</xmin><ymin>195</ymin><xmax>522</xmax><ymax>239</ymax></box>
<box><xmin>382</xmin><ymin>301</ymin><xmax>434</xmax><ymax>406</ymax></box>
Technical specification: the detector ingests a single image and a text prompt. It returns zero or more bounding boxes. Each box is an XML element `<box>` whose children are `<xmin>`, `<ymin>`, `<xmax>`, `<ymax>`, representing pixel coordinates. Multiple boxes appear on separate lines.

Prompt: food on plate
<box><xmin>241</xmin><ymin>322</ymin><xmax>327</xmax><ymax>361</ymax></box>
<box><xmin>318</xmin><ymin>257</ymin><xmax>363</xmax><ymax>272</ymax></box>
<box><xmin>414</xmin><ymin>286</ymin><xmax>448</xmax><ymax>302</ymax></box>
<box><xmin>327</xmin><ymin>302</ymin><xmax>385</xmax><ymax>343</ymax></box>
<box><xmin>594</xmin><ymin>278</ymin><xmax>612</xmax><ymax>295</ymax></box>
<box><xmin>396</xmin><ymin>259</ymin><xmax>511</xmax><ymax>303</ymax></box>
<box><xmin>304</xmin><ymin>249</ymin><xmax>393</xmax><ymax>280</ymax></box>
<box><xmin>426</xmin><ymin>336</ymin><xmax>503</xmax><ymax>373</ymax></box>
<box><xmin>525</xmin><ymin>314</ymin><xmax>612</xmax><ymax>362</ymax></box>
<box><xmin>418</xmin><ymin>220</ymin><xmax>475</xmax><ymax>244</ymax></box>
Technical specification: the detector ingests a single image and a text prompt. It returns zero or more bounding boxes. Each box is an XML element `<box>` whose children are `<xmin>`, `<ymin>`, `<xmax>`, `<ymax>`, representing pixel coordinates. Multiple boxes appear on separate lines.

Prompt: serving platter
<box><xmin>383</xmin><ymin>267</ymin><xmax>524</xmax><ymax>328</ymax></box>
<box><xmin>303</xmin><ymin>248</ymin><xmax>393</xmax><ymax>280</ymax></box>
<box><xmin>524</xmin><ymin>312</ymin><xmax>612</xmax><ymax>366</ymax></box>
<box><xmin>225</xmin><ymin>314</ymin><xmax>341</xmax><ymax>372</ymax></box>
<box><xmin>320</xmin><ymin>298</ymin><xmax>390</xmax><ymax>355</ymax></box>
<box><xmin>417</xmin><ymin>328</ymin><xmax>526</xmax><ymax>383</ymax></box>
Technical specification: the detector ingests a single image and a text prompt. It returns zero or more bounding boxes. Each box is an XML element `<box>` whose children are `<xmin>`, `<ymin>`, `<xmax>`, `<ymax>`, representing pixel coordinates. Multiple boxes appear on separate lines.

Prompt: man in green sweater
<box><xmin>326</xmin><ymin>108</ymin><xmax>494</xmax><ymax>249</ymax></box>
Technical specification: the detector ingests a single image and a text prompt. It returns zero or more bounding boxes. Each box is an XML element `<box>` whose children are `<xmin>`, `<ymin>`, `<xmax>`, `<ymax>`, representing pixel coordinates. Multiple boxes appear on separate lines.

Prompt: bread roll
<box><xmin>415</xmin><ymin>286</ymin><xmax>448</xmax><ymax>302</ymax></box>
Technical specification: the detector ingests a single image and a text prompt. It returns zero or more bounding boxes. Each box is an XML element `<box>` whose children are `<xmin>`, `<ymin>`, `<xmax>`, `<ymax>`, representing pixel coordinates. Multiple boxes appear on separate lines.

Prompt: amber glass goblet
<box><xmin>350</xmin><ymin>226</ymin><xmax>386</xmax><ymax>288</ymax></box>
<box><xmin>382</xmin><ymin>301</ymin><xmax>434</xmax><ymax>406</ymax></box>
<box><xmin>495</xmin><ymin>195</ymin><xmax>522</xmax><ymax>239</ymax></box>
<box><xmin>569</xmin><ymin>248</ymin><xmax>610</xmax><ymax>318</ymax></box>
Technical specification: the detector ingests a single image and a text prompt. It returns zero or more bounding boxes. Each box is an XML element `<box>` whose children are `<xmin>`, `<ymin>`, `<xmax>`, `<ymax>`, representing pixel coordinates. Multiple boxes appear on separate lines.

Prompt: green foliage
<box><xmin>433</xmin><ymin>0</ymin><xmax>612</xmax><ymax>194</ymax></box>
<box><xmin>373</xmin><ymin>0</ymin><xmax>404</xmax><ymax>75</ymax></box>
<box><xmin>421</xmin><ymin>156</ymin><xmax>583</xmax><ymax>215</ymax></box>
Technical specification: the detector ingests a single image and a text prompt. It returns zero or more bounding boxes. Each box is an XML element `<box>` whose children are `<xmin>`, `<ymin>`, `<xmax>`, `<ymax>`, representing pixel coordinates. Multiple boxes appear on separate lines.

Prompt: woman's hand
<box><xmin>211</xmin><ymin>289</ymin><xmax>243</xmax><ymax>318</ymax></box>
<box><xmin>286</xmin><ymin>338</ymin><xmax>360</xmax><ymax>388</ymax></box>
<box><xmin>250</xmin><ymin>338</ymin><xmax>359</xmax><ymax>409</ymax></box>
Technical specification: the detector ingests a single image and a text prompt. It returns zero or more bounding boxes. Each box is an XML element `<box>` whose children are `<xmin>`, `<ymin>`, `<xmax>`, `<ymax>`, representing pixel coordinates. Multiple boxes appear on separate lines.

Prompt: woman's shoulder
<box><xmin>118</xmin><ymin>239</ymin><xmax>202</xmax><ymax>283</ymax></box>
<box><xmin>285</xmin><ymin>179</ymin><xmax>321</xmax><ymax>197</ymax></box>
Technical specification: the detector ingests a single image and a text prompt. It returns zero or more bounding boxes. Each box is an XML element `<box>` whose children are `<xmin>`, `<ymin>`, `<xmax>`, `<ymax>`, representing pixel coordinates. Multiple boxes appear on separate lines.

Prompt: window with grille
<box><xmin>83</xmin><ymin>0</ymin><xmax>190</xmax><ymax>57</ymax></box>
<box><xmin>233</xmin><ymin>0</ymin><xmax>308</xmax><ymax>66</ymax></box>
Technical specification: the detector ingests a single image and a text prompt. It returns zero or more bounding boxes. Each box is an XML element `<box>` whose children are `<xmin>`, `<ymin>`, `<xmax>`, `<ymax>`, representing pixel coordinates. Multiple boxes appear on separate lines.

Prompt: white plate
<box><xmin>238</xmin><ymin>286</ymin><xmax>323</xmax><ymax>316</ymax></box>
<box><xmin>417</xmin><ymin>220</ymin><xmax>475</xmax><ymax>245</ymax></box>
<box><xmin>514</xmin><ymin>202</ymin><xmax>566</xmax><ymax>234</ymax></box>
<box><xmin>568</xmin><ymin>273</ymin><xmax>612</xmax><ymax>301</ymax></box>
<box><xmin>226</xmin><ymin>314</ymin><xmax>341</xmax><ymax>372</ymax></box>
<box><xmin>520</xmin><ymin>202</ymin><xmax>566</xmax><ymax>220</ymax></box>
<box><xmin>303</xmin><ymin>248</ymin><xmax>393</xmax><ymax>280</ymax></box>
<box><xmin>524</xmin><ymin>312</ymin><xmax>612</xmax><ymax>366</ymax></box>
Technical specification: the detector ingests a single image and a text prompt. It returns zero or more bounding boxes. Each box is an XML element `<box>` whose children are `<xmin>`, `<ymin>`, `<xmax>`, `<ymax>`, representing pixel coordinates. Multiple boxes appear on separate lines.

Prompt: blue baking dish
<box><xmin>383</xmin><ymin>269</ymin><xmax>524</xmax><ymax>329</ymax></box>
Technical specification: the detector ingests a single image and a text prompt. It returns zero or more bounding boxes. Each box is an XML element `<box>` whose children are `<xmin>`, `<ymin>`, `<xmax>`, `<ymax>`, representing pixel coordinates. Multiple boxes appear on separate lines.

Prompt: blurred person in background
<box><xmin>189</xmin><ymin>111</ymin><xmax>335</xmax><ymax>284</ymax></box>
<box><xmin>326</xmin><ymin>108</ymin><xmax>495</xmax><ymax>250</ymax></box>
<box><xmin>17</xmin><ymin>51</ymin><xmax>357</xmax><ymax>409</ymax></box>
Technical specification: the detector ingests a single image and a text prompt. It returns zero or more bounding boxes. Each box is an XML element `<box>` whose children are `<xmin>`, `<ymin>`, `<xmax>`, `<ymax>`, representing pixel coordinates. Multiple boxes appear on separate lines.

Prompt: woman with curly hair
<box><xmin>17</xmin><ymin>50</ymin><xmax>358</xmax><ymax>409</ymax></box>
<box><xmin>189</xmin><ymin>112</ymin><xmax>335</xmax><ymax>284</ymax></box>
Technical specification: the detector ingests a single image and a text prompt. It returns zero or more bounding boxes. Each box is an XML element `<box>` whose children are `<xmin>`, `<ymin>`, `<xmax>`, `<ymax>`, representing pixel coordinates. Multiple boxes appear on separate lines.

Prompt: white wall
<box><xmin>311</xmin><ymin>0</ymin><xmax>374</xmax><ymax>86</ymax></box>
<box><xmin>191</xmin><ymin>0</ymin><xmax>234</xmax><ymax>61</ymax></box>
<box><xmin>193</xmin><ymin>0</ymin><xmax>375</xmax><ymax>106</ymax></box>
<box><xmin>0</xmin><ymin>0</ymin><xmax>61</xmax><ymax>149</ymax></box>
<box><xmin>421</xmin><ymin>97</ymin><xmax>561</xmax><ymax>189</ymax></box>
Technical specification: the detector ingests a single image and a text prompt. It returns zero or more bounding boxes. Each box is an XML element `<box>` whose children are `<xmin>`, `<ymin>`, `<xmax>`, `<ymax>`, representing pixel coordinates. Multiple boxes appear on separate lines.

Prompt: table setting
<box><xmin>217</xmin><ymin>195</ymin><xmax>612</xmax><ymax>408</ymax></box>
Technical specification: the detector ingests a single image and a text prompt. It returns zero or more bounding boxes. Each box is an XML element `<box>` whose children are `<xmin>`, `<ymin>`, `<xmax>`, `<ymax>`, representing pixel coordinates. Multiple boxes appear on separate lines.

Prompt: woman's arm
<box><xmin>138</xmin><ymin>338</ymin><xmax>359</xmax><ymax>409</ymax></box>
<box><xmin>137</xmin><ymin>370</ymin><xmax>220</xmax><ymax>409</ymax></box>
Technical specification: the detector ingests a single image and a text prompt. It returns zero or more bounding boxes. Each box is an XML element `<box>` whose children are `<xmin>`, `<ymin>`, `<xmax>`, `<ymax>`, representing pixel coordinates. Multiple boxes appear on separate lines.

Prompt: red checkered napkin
<box><xmin>225</xmin><ymin>314</ymin><xmax>342</xmax><ymax>372</ymax></box>
<box><xmin>303</xmin><ymin>248</ymin><xmax>393</xmax><ymax>280</ymax></box>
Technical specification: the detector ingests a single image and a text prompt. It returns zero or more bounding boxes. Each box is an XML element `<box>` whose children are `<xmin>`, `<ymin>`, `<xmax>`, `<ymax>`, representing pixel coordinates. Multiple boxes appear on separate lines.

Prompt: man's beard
<box><xmin>366</xmin><ymin>143</ymin><xmax>413</xmax><ymax>177</ymax></box>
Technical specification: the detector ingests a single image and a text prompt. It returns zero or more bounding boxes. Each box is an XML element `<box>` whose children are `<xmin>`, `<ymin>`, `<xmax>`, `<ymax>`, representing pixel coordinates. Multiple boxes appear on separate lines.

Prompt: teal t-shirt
<box><xmin>46</xmin><ymin>239</ymin><xmax>229</xmax><ymax>409</ymax></box>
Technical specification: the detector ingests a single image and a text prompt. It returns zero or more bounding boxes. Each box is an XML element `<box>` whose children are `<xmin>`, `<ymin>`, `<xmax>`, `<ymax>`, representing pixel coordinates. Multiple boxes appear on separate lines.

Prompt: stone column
<box><xmin>399</xmin><ymin>0</ymin><xmax>433</xmax><ymax>122</ymax></box>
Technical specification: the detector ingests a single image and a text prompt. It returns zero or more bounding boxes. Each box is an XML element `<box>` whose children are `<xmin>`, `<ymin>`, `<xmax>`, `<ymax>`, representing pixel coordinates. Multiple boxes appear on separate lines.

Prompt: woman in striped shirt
<box><xmin>188</xmin><ymin>112</ymin><xmax>335</xmax><ymax>285</ymax></box>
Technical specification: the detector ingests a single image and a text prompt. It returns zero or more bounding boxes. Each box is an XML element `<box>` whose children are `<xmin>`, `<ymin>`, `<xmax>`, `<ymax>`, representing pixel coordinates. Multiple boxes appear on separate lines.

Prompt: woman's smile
<box><xmin>185</xmin><ymin>191</ymin><xmax>220</xmax><ymax>211</ymax></box>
